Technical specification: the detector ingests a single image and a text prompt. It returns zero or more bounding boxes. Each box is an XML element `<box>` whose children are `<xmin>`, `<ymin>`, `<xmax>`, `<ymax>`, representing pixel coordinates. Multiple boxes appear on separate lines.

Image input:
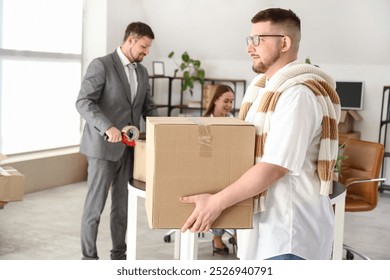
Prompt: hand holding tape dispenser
<box><xmin>104</xmin><ymin>125</ymin><xmax>139</xmax><ymax>147</ymax></box>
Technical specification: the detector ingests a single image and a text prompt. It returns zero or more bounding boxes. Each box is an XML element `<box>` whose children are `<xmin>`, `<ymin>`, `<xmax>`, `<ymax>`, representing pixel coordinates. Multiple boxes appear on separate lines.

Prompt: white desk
<box><xmin>127</xmin><ymin>179</ymin><xmax>146</xmax><ymax>260</ymax></box>
<box><xmin>127</xmin><ymin>179</ymin><xmax>195</xmax><ymax>260</ymax></box>
<box><xmin>127</xmin><ymin>179</ymin><xmax>346</xmax><ymax>260</ymax></box>
<box><xmin>329</xmin><ymin>181</ymin><xmax>347</xmax><ymax>260</ymax></box>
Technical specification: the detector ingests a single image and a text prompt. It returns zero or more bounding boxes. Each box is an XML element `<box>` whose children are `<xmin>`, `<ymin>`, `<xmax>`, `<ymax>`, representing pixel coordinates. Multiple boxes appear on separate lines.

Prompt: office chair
<box><xmin>338</xmin><ymin>138</ymin><xmax>385</xmax><ymax>260</ymax></box>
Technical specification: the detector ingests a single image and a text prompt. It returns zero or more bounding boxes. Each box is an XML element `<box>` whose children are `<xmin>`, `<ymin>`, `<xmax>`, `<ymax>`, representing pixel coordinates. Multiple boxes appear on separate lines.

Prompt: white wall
<box><xmin>320</xmin><ymin>64</ymin><xmax>390</xmax><ymax>142</ymax></box>
<box><xmin>82</xmin><ymin>0</ymin><xmax>107</xmax><ymax>71</ymax></box>
<box><xmin>85</xmin><ymin>0</ymin><xmax>390</xmax><ymax>142</ymax></box>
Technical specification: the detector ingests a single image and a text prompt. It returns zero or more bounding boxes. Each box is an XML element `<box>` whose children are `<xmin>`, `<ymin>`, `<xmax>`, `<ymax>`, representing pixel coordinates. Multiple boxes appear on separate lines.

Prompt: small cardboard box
<box><xmin>133</xmin><ymin>139</ymin><xmax>146</xmax><ymax>182</ymax></box>
<box><xmin>0</xmin><ymin>153</ymin><xmax>6</xmax><ymax>161</ymax></box>
<box><xmin>0</xmin><ymin>165</ymin><xmax>25</xmax><ymax>202</ymax></box>
<box><xmin>338</xmin><ymin>110</ymin><xmax>362</xmax><ymax>133</ymax></box>
<box><xmin>202</xmin><ymin>84</ymin><xmax>217</xmax><ymax>109</ymax></box>
<box><xmin>145</xmin><ymin>117</ymin><xmax>255</xmax><ymax>229</ymax></box>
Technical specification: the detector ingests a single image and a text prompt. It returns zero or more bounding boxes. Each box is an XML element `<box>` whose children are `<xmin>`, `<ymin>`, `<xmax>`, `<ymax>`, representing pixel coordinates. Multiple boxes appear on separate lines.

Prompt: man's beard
<box><xmin>251</xmin><ymin>51</ymin><xmax>281</xmax><ymax>74</ymax></box>
<box><xmin>134</xmin><ymin>54</ymin><xmax>144</xmax><ymax>63</ymax></box>
<box><xmin>252</xmin><ymin>63</ymin><xmax>265</xmax><ymax>74</ymax></box>
<box><xmin>129</xmin><ymin>45</ymin><xmax>144</xmax><ymax>63</ymax></box>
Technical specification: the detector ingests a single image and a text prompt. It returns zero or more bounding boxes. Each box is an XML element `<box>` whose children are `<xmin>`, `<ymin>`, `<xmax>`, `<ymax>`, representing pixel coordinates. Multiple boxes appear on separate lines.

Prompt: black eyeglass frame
<box><xmin>246</xmin><ymin>34</ymin><xmax>285</xmax><ymax>46</ymax></box>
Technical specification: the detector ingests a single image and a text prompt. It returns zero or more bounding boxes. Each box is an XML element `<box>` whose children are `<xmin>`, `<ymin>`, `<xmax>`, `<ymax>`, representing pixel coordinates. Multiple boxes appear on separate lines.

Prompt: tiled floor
<box><xmin>1</xmin><ymin>181</ymin><xmax>390</xmax><ymax>260</ymax></box>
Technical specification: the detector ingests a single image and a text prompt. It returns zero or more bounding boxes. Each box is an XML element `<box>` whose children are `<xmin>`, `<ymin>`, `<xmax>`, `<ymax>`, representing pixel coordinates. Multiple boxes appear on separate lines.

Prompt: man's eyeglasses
<box><xmin>246</xmin><ymin>35</ymin><xmax>285</xmax><ymax>46</ymax></box>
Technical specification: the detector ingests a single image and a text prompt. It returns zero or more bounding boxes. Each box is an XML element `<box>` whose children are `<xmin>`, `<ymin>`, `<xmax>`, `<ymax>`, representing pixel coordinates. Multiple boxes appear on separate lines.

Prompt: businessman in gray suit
<box><xmin>76</xmin><ymin>22</ymin><xmax>158</xmax><ymax>260</ymax></box>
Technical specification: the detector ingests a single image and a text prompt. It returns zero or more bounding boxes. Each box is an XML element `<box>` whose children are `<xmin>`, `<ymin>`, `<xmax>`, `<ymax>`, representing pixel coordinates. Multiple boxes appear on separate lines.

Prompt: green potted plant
<box><xmin>334</xmin><ymin>143</ymin><xmax>348</xmax><ymax>180</ymax></box>
<box><xmin>168</xmin><ymin>51</ymin><xmax>206</xmax><ymax>95</ymax></box>
<box><xmin>305</xmin><ymin>57</ymin><xmax>319</xmax><ymax>67</ymax></box>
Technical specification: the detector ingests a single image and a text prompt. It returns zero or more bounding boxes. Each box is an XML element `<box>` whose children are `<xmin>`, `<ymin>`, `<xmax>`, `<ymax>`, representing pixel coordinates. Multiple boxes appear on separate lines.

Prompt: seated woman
<box><xmin>203</xmin><ymin>84</ymin><xmax>235</xmax><ymax>117</ymax></box>
<box><xmin>203</xmin><ymin>84</ymin><xmax>236</xmax><ymax>255</ymax></box>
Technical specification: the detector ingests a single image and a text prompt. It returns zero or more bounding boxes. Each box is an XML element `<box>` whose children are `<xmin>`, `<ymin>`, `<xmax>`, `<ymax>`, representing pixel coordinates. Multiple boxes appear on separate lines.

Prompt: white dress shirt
<box><xmin>116</xmin><ymin>47</ymin><xmax>138</xmax><ymax>101</ymax></box>
<box><xmin>237</xmin><ymin>71</ymin><xmax>334</xmax><ymax>260</ymax></box>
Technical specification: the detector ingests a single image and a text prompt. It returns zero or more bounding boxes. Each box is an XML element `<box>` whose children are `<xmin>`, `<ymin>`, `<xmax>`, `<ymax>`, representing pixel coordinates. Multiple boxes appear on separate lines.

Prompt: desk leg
<box><xmin>174</xmin><ymin>230</ymin><xmax>180</xmax><ymax>259</ymax></box>
<box><xmin>179</xmin><ymin>231</ymin><xmax>198</xmax><ymax>260</ymax></box>
<box><xmin>332</xmin><ymin>194</ymin><xmax>346</xmax><ymax>260</ymax></box>
<box><xmin>127</xmin><ymin>186</ymin><xmax>138</xmax><ymax>260</ymax></box>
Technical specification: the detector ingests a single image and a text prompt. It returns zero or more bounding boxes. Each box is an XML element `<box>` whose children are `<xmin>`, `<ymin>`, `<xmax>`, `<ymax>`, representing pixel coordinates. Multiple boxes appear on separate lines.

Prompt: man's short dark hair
<box><xmin>123</xmin><ymin>21</ymin><xmax>155</xmax><ymax>41</ymax></box>
<box><xmin>251</xmin><ymin>8</ymin><xmax>301</xmax><ymax>32</ymax></box>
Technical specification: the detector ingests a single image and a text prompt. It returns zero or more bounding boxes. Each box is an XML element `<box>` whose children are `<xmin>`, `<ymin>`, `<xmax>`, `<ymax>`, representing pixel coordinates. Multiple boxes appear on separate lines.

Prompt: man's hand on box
<box><xmin>180</xmin><ymin>193</ymin><xmax>223</xmax><ymax>233</ymax></box>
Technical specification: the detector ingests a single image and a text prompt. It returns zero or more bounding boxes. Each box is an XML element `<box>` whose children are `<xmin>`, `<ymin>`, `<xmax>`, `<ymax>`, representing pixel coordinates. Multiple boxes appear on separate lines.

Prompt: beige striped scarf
<box><xmin>239</xmin><ymin>63</ymin><xmax>341</xmax><ymax>213</ymax></box>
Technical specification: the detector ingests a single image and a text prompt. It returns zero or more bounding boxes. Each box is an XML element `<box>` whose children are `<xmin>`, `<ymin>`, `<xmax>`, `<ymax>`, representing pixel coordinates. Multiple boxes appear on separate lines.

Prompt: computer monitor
<box><xmin>336</xmin><ymin>81</ymin><xmax>364</xmax><ymax>110</ymax></box>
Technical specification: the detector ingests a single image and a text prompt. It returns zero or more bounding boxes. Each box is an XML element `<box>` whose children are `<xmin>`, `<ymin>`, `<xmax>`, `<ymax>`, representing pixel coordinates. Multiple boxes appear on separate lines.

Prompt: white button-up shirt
<box><xmin>238</xmin><ymin>70</ymin><xmax>334</xmax><ymax>260</ymax></box>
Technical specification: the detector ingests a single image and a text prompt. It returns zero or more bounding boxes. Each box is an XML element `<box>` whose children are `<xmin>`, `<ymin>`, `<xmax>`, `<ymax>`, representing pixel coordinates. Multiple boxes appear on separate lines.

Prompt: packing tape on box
<box><xmin>190</xmin><ymin>118</ymin><xmax>212</xmax><ymax>157</ymax></box>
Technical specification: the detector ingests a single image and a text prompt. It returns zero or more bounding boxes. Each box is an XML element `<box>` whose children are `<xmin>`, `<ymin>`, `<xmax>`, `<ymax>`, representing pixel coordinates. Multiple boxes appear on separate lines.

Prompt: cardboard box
<box><xmin>133</xmin><ymin>139</ymin><xmax>146</xmax><ymax>182</ymax></box>
<box><xmin>145</xmin><ymin>117</ymin><xmax>255</xmax><ymax>229</ymax></box>
<box><xmin>202</xmin><ymin>84</ymin><xmax>217</xmax><ymax>109</ymax></box>
<box><xmin>0</xmin><ymin>165</ymin><xmax>25</xmax><ymax>202</ymax></box>
<box><xmin>339</xmin><ymin>131</ymin><xmax>361</xmax><ymax>145</ymax></box>
<box><xmin>338</xmin><ymin>110</ymin><xmax>362</xmax><ymax>133</ymax></box>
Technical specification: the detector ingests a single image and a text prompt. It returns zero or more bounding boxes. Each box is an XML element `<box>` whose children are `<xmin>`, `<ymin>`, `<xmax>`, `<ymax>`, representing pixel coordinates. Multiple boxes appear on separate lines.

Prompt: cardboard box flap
<box><xmin>147</xmin><ymin>116</ymin><xmax>253</xmax><ymax>127</ymax></box>
<box><xmin>348</xmin><ymin>110</ymin><xmax>363</xmax><ymax>121</ymax></box>
<box><xmin>0</xmin><ymin>166</ymin><xmax>12</xmax><ymax>176</ymax></box>
<box><xmin>340</xmin><ymin>110</ymin><xmax>362</xmax><ymax>123</ymax></box>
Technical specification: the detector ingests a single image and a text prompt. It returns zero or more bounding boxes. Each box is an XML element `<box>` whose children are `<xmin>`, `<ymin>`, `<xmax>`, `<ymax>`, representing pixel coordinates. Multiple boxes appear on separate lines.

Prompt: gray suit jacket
<box><xmin>76</xmin><ymin>50</ymin><xmax>158</xmax><ymax>161</ymax></box>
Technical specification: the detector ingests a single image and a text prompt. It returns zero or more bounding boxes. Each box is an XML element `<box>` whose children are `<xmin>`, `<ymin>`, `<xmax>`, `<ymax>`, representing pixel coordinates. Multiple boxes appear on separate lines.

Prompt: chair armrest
<box><xmin>344</xmin><ymin>177</ymin><xmax>386</xmax><ymax>188</ymax></box>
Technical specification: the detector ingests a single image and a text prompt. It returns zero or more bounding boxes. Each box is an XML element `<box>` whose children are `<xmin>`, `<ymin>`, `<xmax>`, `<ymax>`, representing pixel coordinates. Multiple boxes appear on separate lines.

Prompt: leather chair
<box><xmin>338</xmin><ymin>138</ymin><xmax>385</xmax><ymax>259</ymax></box>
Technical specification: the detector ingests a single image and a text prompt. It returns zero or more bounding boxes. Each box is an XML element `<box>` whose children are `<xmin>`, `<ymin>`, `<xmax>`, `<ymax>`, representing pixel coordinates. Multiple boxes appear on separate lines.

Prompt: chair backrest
<box><xmin>339</xmin><ymin>139</ymin><xmax>384</xmax><ymax>212</ymax></box>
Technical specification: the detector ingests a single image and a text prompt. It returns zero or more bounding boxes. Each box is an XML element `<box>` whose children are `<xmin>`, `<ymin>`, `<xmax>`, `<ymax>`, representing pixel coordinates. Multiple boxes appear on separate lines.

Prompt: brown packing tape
<box><xmin>198</xmin><ymin>124</ymin><xmax>212</xmax><ymax>157</ymax></box>
<box><xmin>190</xmin><ymin>118</ymin><xmax>213</xmax><ymax>157</ymax></box>
<box><xmin>121</xmin><ymin>125</ymin><xmax>140</xmax><ymax>141</ymax></box>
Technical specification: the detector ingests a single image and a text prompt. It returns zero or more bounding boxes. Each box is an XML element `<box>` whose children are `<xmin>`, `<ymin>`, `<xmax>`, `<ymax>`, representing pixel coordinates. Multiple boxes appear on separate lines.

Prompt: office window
<box><xmin>0</xmin><ymin>0</ymin><xmax>83</xmax><ymax>154</ymax></box>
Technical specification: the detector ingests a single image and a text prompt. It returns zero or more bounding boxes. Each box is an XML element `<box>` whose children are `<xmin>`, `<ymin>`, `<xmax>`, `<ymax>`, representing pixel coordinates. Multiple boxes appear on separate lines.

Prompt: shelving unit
<box><xmin>378</xmin><ymin>85</ymin><xmax>390</xmax><ymax>192</ymax></box>
<box><xmin>149</xmin><ymin>76</ymin><xmax>246</xmax><ymax>116</ymax></box>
